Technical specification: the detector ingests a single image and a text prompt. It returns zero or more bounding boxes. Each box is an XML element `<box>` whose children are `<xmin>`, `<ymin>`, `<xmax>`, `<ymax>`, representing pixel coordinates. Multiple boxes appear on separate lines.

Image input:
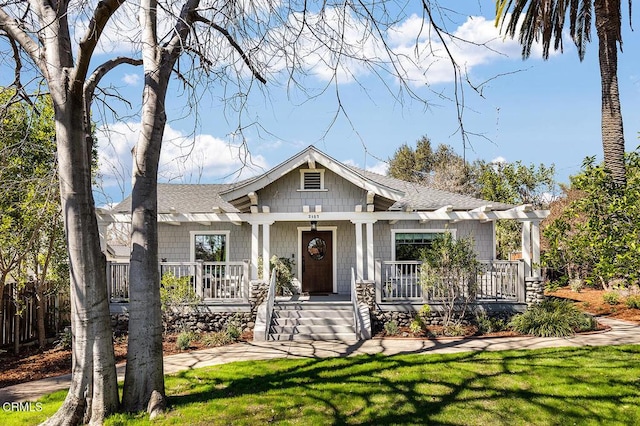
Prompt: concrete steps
<box><xmin>268</xmin><ymin>301</ymin><xmax>357</xmax><ymax>341</ymax></box>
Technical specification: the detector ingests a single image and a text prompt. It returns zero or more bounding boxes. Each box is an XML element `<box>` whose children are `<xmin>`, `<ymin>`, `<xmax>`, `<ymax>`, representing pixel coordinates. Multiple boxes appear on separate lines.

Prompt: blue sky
<box><xmin>23</xmin><ymin>2</ymin><xmax>636</xmax><ymax>206</ymax></box>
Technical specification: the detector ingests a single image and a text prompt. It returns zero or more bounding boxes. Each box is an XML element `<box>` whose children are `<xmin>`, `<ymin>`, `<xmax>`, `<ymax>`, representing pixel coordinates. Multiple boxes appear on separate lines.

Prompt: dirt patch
<box><xmin>546</xmin><ymin>286</ymin><xmax>640</xmax><ymax>322</ymax></box>
<box><xmin>0</xmin><ymin>332</ymin><xmax>250</xmax><ymax>389</ymax></box>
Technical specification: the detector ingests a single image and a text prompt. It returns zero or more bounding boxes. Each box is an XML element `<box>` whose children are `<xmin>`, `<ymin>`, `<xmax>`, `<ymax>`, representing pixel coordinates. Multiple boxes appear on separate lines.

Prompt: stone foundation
<box><xmin>111</xmin><ymin>280</ymin><xmax>270</xmax><ymax>336</ymax></box>
<box><xmin>356</xmin><ymin>280</ymin><xmax>523</xmax><ymax>335</ymax></box>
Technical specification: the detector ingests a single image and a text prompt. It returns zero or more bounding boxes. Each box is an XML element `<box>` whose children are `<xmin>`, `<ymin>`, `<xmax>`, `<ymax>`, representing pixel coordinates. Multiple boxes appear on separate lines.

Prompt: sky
<box><xmin>10</xmin><ymin>1</ymin><xmax>636</xmax><ymax>206</ymax></box>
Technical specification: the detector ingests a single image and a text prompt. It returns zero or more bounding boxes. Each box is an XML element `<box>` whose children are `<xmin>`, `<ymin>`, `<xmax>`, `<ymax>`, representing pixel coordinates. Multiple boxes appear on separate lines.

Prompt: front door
<box><xmin>301</xmin><ymin>230</ymin><xmax>333</xmax><ymax>293</ymax></box>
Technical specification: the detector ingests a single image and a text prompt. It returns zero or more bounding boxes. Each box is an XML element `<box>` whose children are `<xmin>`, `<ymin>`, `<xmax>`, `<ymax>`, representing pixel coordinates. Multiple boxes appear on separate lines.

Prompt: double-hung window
<box><xmin>191</xmin><ymin>231</ymin><xmax>229</xmax><ymax>262</ymax></box>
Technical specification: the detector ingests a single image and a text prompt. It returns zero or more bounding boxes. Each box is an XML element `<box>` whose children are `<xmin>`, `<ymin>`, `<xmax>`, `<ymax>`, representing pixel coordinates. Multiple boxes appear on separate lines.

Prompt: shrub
<box><xmin>55</xmin><ymin>327</ymin><xmax>72</xmax><ymax>350</ymax></box>
<box><xmin>270</xmin><ymin>256</ymin><xmax>296</xmax><ymax>295</ymax></box>
<box><xmin>226</xmin><ymin>321</ymin><xmax>241</xmax><ymax>340</ymax></box>
<box><xmin>176</xmin><ymin>331</ymin><xmax>198</xmax><ymax>350</ymax></box>
<box><xmin>202</xmin><ymin>331</ymin><xmax>235</xmax><ymax>347</ymax></box>
<box><xmin>384</xmin><ymin>320</ymin><xmax>399</xmax><ymax>336</ymax></box>
<box><xmin>475</xmin><ymin>311</ymin><xmax>507</xmax><ymax>335</ymax></box>
<box><xmin>443</xmin><ymin>323</ymin><xmax>466</xmax><ymax>337</ymax></box>
<box><xmin>419</xmin><ymin>304</ymin><xmax>432</xmax><ymax>318</ymax></box>
<box><xmin>409</xmin><ymin>318</ymin><xmax>424</xmax><ymax>334</ymax></box>
<box><xmin>603</xmin><ymin>292</ymin><xmax>620</xmax><ymax>305</ymax></box>
<box><xmin>160</xmin><ymin>272</ymin><xmax>199</xmax><ymax>311</ymax></box>
<box><xmin>569</xmin><ymin>278</ymin><xmax>583</xmax><ymax>293</ymax></box>
<box><xmin>419</xmin><ymin>233</ymin><xmax>479</xmax><ymax>327</ymax></box>
<box><xmin>625</xmin><ymin>295</ymin><xmax>640</xmax><ymax>309</ymax></box>
<box><xmin>509</xmin><ymin>299</ymin><xmax>596</xmax><ymax>337</ymax></box>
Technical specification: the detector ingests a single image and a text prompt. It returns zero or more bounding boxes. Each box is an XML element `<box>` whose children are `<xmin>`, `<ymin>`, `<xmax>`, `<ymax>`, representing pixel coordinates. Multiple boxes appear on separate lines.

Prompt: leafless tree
<box><xmin>2</xmin><ymin>0</ymin><xmax>509</xmax><ymax>423</ymax></box>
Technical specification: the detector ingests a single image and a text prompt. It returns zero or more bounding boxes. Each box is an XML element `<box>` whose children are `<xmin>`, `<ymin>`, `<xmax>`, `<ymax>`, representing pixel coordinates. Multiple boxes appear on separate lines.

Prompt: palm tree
<box><xmin>496</xmin><ymin>0</ymin><xmax>628</xmax><ymax>186</ymax></box>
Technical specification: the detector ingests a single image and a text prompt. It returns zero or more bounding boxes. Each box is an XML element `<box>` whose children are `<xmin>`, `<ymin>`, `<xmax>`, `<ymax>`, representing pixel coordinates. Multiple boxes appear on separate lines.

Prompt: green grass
<box><xmin>3</xmin><ymin>345</ymin><xmax>640</xmax><ymax>425</ymax></box>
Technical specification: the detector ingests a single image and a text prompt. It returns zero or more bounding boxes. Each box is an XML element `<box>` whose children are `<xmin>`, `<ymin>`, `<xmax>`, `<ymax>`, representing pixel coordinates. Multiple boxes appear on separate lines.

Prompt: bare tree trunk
<box><xmin>122</xmin><ymin>35</ymin><xmax>170</xmax><ymax>418</ymax></box>
<box><xmin>42</xmin><ymin>95</ymin><xmax>119</xmax><ymax>426</ymax></box>
<box><xmin>595</xmin><ymin>0</ymin><xmax>626</xmax><ymax>186</ymax></box>
<box><xmin>122</xmin><ymin>1</ymin><xmax>201</xmax><ymax>415</ymax></box>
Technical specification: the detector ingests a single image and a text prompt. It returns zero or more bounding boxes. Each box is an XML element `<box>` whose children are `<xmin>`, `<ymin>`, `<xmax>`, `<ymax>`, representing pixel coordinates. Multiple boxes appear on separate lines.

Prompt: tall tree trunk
<box><xmin>42</xmin><ymin>92</ymin><xmax>119</xmax><ymax>426</ymax></box>
<box><xmin>36</xmin><ymin>232</ymin><xmax>56</xmax><ymax>348</ymax></box>
<box><xmin>595</xmin><ymin>0</ymin><xmax>626</xmax><ymax>186</ymax></box>
<box><xmin>122</xmin><ymin>61</ymin><xmax>169</xmax><ymax>417</ymax></box>
<box><xmin>13</xmin><ymin>282</ymin><xmax>19</xmax><ymax>356</ymax></box>
<box><xmin>122</xmin><ymin>1</ymin><xmax>201</xmax><ymax>415</ymax></box>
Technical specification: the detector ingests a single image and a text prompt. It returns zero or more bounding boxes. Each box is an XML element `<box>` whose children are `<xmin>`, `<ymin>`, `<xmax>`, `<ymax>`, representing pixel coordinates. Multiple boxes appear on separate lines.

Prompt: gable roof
<box><xmin>111</xmin><ymin>183</ymin><xmax>241</xmax><ymax>214</ymax></box>
<box><xmin>220</xmin><ymin>146</ymin><xmax>405</xmax><ymax>203</ymax></box>
<box><xmin>110</xmin><ymin>145</ymin><xmax>513</xmax><ymax>215</ymax></box>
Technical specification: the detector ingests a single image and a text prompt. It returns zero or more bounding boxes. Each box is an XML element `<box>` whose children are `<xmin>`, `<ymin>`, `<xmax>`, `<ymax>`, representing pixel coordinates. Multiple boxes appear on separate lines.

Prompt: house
<box><xmin>99</xmin><ymin>146</ymin><xmax>549</xmax><ymax>341</ymax></box>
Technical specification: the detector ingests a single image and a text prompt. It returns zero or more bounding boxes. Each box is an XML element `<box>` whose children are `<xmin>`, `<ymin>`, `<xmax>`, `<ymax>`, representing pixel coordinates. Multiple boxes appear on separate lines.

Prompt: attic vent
<box><xmin>300</xmin><ymin>169</ymin><xmax>326</xmax><ymax>191</ymax></box>
<box><xmin>304</xmin><ymin>172</ymin><xmax>321</xmax><ymax>189</ymax></box>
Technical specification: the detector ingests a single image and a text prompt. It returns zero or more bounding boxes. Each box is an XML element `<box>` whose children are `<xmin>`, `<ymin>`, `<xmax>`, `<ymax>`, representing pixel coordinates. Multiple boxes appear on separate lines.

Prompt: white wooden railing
<box><xmin>264</xmin><ymin>269</ymin><xmax>277</xmax><ymax>341</ymax></box>
<box><xmin>375</xmin><ymin>260</ymin><xmax>523</xmax><ymax>303</ymax></box>
<box><xmin>350</xmin><ymin>268</ymin><xmax>359</xmax><ymax>337</ymax></box>
<box><xmin>107</xmin><ymin>260</ymin><xmax>250</xmax><ymax>302</ymax></box>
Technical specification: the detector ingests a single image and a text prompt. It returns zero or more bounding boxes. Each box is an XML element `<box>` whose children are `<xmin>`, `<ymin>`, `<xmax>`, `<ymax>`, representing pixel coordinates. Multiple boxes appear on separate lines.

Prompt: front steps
<box><xmin>268</xmin><ymin>301</ymin><xmax>357</xmax><ymax>341</ymax></box>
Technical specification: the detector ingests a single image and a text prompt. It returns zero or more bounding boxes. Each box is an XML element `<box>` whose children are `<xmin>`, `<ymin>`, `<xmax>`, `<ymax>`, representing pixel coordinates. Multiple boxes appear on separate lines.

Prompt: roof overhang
<box><xmin>219</xmin><ymin>146</ymin><xmax>405</xmax><ymax>204</ymax></box>
<box><xmin>99</xmin><ymin>205</ymin><xmax>549</xmax><ymax>225</ymax></box>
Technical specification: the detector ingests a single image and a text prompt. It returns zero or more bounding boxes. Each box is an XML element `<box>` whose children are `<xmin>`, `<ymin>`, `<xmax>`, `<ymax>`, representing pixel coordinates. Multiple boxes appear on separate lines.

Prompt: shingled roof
<box><xmin>111</xmin><ymin>183</ymin><xmax>241</xmax><ymax>214</ymax></box>
<box><xmin>351</xmin><ymin>167</ymin><xmax>514</xmax><ymax>211</ymax></box>
<box><xmin>110</xmin><ymin>146</ymin><xmax>513</xmax><ymax>214</ymax></box>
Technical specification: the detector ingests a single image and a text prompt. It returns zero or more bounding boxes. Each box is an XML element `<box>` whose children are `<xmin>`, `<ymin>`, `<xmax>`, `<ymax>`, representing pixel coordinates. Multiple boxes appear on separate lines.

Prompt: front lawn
<box><xmin>3</xmin><ymin>345</ymin><xmax>640</xmax><ymax>425</ymax></box>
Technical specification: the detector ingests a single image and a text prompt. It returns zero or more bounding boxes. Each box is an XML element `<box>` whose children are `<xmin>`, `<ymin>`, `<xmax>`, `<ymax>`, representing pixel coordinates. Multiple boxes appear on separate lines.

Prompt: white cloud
<box><xmin>122</xmin><ymin>73</ymin><xmax>141</xmax><ymax>86</ymax></box>
<box><xmin>96</xmin><ymin>122</ymin><xmax>268</xmax><ymax>198</ymax></box>
<box><xmin>491</xmin><ymin>156</ymin><xmax>507</xmax><ymax>164</ymax></box>
<box><xmin>367</xmin><ymin>161</ymin><xmax>389</xmax><ymax>176</ymax></box>
<box><xmin>342</xmin><ymin>159</ymin><xmax>389</xmax><ymax>176</ymax></box>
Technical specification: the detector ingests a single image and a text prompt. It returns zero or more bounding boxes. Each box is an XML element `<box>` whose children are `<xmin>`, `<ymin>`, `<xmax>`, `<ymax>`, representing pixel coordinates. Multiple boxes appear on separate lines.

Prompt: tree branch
<box><xmin>193</xmin><ymin>13</ymin><xmax>267</xmax><ymax>84</ymax></box>
<box><xmin>0</xmin><ymin>7</ymin><xmax>46</xmax><ymax>77</ymax></box>
<box><xmin>83</xmin><ymin>56</ymin><xmax>143</xmax><ymax>149</ymax></box>
<box><xmin>74</xmin><ymin>0</ymin><xmax>126</xmax><ymax>83</ymax></box>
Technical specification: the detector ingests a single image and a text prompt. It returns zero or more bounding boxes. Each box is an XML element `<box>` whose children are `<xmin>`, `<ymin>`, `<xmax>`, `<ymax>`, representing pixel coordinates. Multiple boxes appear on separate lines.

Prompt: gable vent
<box><xmin>303</xmin><ymin>172</ymin><xmax>322</xmax><ymax>190</ymax></box>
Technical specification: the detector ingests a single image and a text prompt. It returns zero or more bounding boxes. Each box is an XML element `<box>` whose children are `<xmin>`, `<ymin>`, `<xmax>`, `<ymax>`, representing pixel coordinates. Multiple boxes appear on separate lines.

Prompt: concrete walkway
<box><xmin>2</xmin><ymin>317</ymin><xmax>640</xmax><ymax>404</ymax></box>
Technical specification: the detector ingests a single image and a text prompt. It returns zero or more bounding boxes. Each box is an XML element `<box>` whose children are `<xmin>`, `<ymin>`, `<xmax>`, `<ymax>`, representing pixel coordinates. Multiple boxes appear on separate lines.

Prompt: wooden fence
<box><xmin>1</xmin><ymin>282</ymin><xmax>69</xmax><ymax>348</ymax></box>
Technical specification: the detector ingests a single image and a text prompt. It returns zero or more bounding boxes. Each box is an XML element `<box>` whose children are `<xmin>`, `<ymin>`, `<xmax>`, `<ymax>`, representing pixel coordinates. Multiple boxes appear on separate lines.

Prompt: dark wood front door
<box><xmin>302</xmin><ymin>230</ymin><xmax>333</xmax><ymax>293</ymax></box>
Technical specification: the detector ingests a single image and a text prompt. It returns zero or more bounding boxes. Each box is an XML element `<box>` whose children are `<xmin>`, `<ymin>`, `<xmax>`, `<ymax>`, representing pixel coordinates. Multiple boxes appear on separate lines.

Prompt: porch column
<box><xmin>366</xmin><ymin>221</ymin><xmax>375</xmax><ymax>281</ymax></box>
<box><xmin>251</xmin><ymin>222</ymin><xmax>259</xmax><ymax>280</ymax></box>
<box><xmin>521</xmin><ymin>220</ymin><xmax>532</xmax><ymax>277</ymax></box>
<box><xmin>531</xmin><ymin>220</ymin><xmax>541</xmax><ymax>278</ymax></box>
<box><xmin>262</xmin><ymin>222</ymin><xmax>272</xmax><ymax>280</ymax></box>
<box><xmin>353</xmin><ymin>221</ymin><xmax>364</xmax><ymax>280</ymax></box>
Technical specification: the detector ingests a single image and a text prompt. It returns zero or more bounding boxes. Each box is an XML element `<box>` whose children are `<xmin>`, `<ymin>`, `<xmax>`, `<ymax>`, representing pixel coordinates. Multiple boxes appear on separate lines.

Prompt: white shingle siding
<box><xmin>158</xmin><ymin>223</ymin><xmax>251</xmax><ymax>262</ymax></box>
<box><xmin>259</xmin><ymin>166</ymin><xmax>367</xmax><ymax>213</ymax></box>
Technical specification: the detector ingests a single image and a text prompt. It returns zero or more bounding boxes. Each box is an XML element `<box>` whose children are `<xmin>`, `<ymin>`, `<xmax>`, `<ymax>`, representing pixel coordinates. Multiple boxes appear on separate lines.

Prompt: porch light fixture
<box><xmin>310</xmin><ymin>221</ymin><xmax>317</xmax><ymax>231</ymax></box>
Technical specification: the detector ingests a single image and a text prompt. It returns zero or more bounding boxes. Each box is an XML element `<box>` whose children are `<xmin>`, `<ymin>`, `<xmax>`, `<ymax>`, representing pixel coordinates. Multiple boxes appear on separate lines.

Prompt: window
<box><xmin>191</xmin><ymin>231</ymin><xmax>229</xmax><ymax>262</ymax></box>
<box><xmin>392</xmin><ymin>230</ymin><xmax>453</xmax><ymax>261</ymax></box>
<box><xmin>300</xmin><ymin>169</ymin><xmax>325</xmax><ymax>191</ymax></box>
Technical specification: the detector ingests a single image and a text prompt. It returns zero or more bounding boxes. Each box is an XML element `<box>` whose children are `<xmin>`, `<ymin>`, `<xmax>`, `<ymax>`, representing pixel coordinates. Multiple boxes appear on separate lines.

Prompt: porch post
<box><xmin>366</xmin><ymin>221</ymin><xmax>375</xmax><ymax>281</ymax></box>
<box><xmin>353</xmin><ymin>221</ymin><xmax>364</xmax><ymax>280</ymax></box>
<box><xmin>251</xmin><ymin>222</ymin><xmax>259</xmax><ymax>280</ymax></box>
<box><xmin>262</xmin><ymin>222</ymin><xmax>272</xmax><ymax>281</ymax></box>
<box><xmin>531</xmin><ymin>220</ymin><xmax>541</xmax><ymax>278</ymax></box>
<box><xmin>521</xmin><ymin>220</ymin><xmax>532</xmax><ymax>277</ymax></box>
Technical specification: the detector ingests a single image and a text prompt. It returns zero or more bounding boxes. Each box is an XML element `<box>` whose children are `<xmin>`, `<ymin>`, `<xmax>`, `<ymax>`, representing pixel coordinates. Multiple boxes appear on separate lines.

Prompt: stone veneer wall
<box><xmin>111</xmin><ymin>280</ymin><xmax>270</xmax><ymax>336</ymax></box>
<box><xmin>525</xmin><ymin>277</ymin><xmax>545</xmax><ymax>305</ymax></box>
<box><xmin>356</xmin><ymin>279</ymin><xmax>543</xmax><ymax>335</ymax></box>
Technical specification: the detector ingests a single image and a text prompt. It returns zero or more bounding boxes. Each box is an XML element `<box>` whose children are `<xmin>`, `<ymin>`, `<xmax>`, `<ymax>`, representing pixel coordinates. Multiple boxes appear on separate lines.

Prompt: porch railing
<box><xmin>376</xmin><ymin>260</ymin><xmax>524</xmax><ymax>303</ymax></box>
<box><xmin>264</xmin><ymin>269</ymin><xmax>277</xmax><ymax>341</ymax></box>
<box><xmin>107</xmin><ymin>260</ymin><xmax>251</xmax><ymax>302</ymax></box>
